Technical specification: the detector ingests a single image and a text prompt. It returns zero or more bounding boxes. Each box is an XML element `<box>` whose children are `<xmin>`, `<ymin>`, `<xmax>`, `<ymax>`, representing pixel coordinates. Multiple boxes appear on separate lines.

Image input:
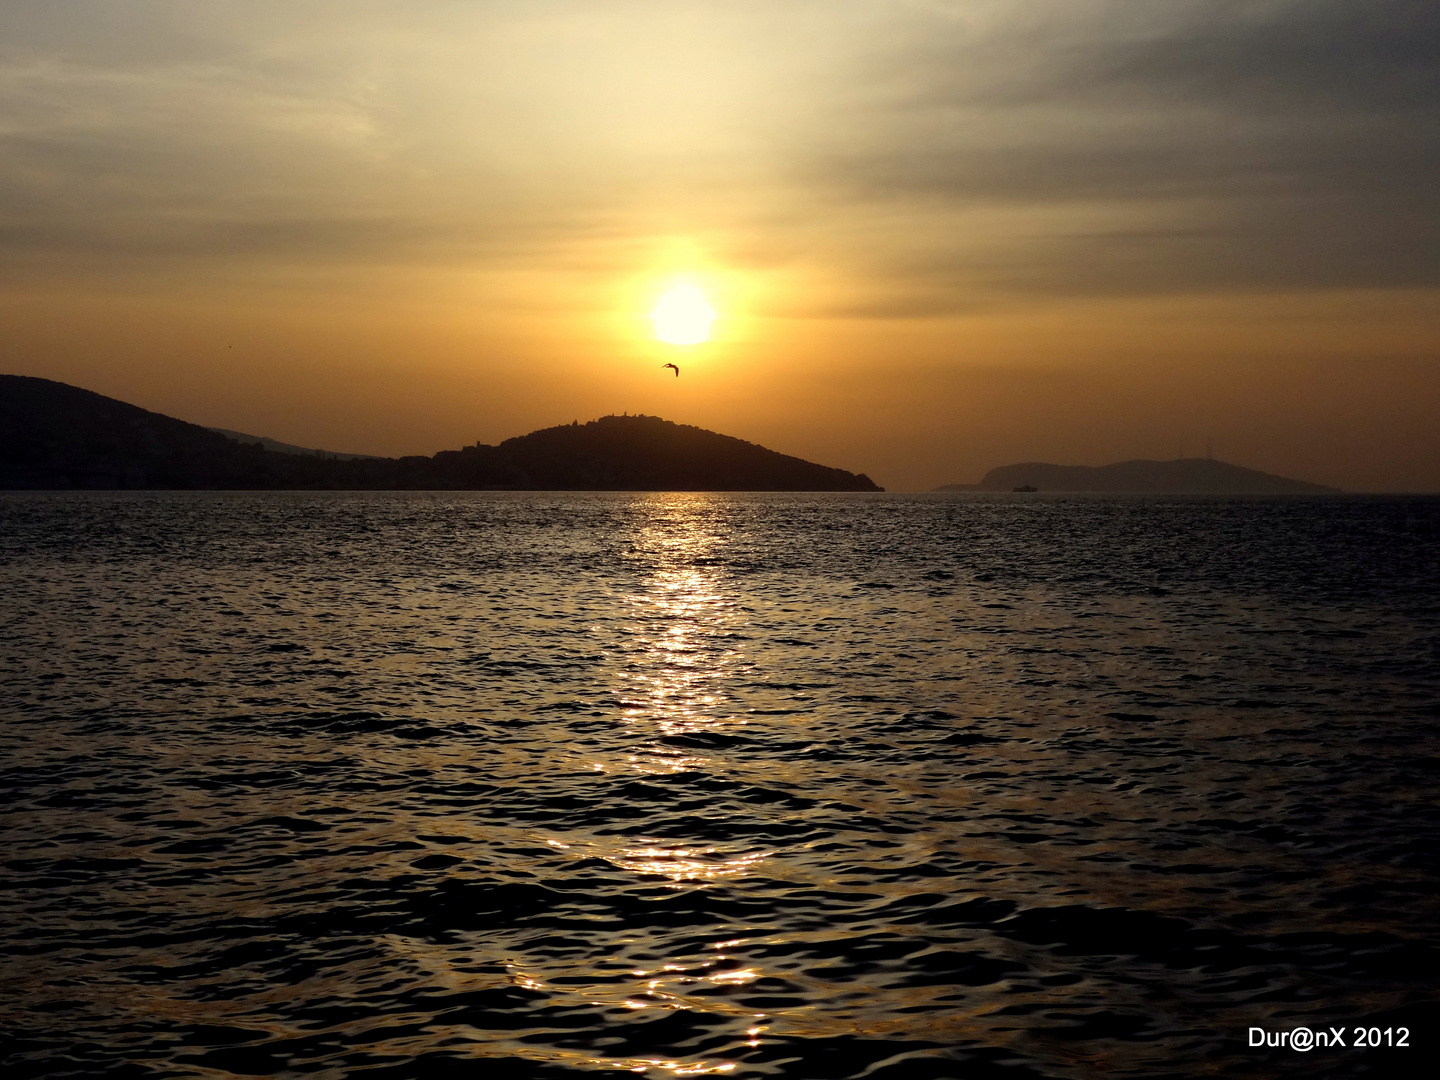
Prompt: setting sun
<box><xmin>651</xmin><ymin>284</ymin><xmax>715</xmax><ymax>345</ymax></box>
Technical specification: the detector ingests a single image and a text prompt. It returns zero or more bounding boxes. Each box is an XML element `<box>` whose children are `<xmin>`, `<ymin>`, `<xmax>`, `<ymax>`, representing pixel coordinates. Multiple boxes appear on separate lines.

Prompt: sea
<box><xmin>1</xmin><ymin>491</ymin><xmax>1436</xmax><ymax>1079</ymax></box>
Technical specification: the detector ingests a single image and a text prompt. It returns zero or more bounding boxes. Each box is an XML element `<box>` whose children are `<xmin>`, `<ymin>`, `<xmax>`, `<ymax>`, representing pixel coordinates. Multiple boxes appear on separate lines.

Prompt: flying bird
<box><xmin>662</xmin><ymin>363</ymin><xmax>680</xmax><ymax>377</ymax></box>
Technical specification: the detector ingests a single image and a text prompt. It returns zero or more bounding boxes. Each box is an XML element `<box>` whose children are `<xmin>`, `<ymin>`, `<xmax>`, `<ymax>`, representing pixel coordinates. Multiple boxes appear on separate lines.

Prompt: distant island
<box><xmin>0</xmin><ymin>375</ymin><xmax>881</xmax><ymax>491</ymax></box>
<box><xmin>204</xmin><ymin>428</ymin><xmax>383</xmax><ymax>461</ymax></box>
<box><xmin>935</xmin><ymin>458</ymin><xmax>1339</xmax><ymax>494</ymax></box>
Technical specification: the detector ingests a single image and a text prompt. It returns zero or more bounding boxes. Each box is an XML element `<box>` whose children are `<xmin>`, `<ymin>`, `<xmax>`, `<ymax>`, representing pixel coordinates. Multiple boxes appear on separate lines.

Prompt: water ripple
<box><xmin>2</xmin><ymin>492</ymin><xmax>1437</xmax><ymax>1078</ymax></box>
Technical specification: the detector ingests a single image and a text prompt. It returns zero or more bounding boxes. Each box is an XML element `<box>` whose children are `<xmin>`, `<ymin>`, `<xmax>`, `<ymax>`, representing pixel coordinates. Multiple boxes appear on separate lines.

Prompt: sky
<box><xmin>2</xmin><ymin>0</ymin><xmax>1437</xmax><ymax>491</ymax></box>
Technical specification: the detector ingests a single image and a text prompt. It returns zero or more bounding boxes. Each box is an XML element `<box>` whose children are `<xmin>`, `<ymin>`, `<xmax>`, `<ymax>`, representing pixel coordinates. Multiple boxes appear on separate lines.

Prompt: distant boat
<box><xmin>1012</xmin><ymin>484</ymin><xmax>1039</xmax><ymax>492</ymax></box>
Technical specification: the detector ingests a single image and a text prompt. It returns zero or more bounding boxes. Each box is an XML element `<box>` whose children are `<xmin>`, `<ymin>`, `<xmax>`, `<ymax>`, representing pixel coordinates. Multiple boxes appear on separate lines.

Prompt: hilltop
<box><xmin>0</xmin><ymin>375</ymin><xmax>880</xmax><ymax>491</ymax></box>
<box><xmin>935</xmin><ymin>457</ymin><xmax>1339</xmax><ymax>494</ymax></box>
<box><xmin>432</xmin><ymin>414</ymin><xmax>878</xmax><ymax>490</ymax></box>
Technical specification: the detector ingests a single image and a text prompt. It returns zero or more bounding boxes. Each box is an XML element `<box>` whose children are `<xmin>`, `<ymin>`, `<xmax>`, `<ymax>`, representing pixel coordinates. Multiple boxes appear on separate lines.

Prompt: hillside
<box><xmin>0</xmin><ymin>376</ymin><xmax>880</xmax><ymax>491</ymax></box>
<box><xmin>935</xmin><ymin>457</ymin><xmax>1339</xmax><ymax>494</ymax></box>
<box><xmin>208</xmin><ymin>428</ymin><xmax>381</xmax><ymax>460</ymax></box>
<box><xmin>0</xmin><ymin>375</ymin><xmax>311</xmax><ymax>489</ymax></box>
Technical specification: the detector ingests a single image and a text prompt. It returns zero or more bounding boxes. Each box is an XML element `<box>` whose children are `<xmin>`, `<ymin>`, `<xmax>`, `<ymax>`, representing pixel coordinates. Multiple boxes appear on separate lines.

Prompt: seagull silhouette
<box><xmin>662</xmin><ymin>363</ymin><xmax>679</xmax><ymax>377</ymax></box>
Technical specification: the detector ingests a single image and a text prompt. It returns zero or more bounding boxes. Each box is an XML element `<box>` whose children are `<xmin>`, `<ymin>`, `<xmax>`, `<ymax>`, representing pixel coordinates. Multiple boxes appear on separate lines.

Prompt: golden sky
<box><xmin>2</xmin><ymin>1</ymin><xmax>1437</xmax><ymax>490</ymax></box>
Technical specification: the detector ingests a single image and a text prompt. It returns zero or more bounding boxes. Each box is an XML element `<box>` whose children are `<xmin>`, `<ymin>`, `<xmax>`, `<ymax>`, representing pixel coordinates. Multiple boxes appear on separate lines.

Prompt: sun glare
<box><xmin>651</xmin><ymin>284</ymin><xmax>715</xmax><ymax>345</ymax></box>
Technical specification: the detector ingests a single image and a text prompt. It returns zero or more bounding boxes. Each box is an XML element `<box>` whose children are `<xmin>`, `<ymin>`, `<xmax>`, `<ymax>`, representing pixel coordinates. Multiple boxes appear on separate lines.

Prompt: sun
<box><xmin>651</xmin><ymin>284</ymin><xmax>715</xmax><ymax>345</ymax></box>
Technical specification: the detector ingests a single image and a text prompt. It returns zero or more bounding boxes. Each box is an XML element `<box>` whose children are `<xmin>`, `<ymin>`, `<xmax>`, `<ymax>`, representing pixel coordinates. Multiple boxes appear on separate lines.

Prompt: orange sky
<box><xmin>2</xmin><ymin>1</ymin><xmax>1437</xmax><ymax>491</ymax></box>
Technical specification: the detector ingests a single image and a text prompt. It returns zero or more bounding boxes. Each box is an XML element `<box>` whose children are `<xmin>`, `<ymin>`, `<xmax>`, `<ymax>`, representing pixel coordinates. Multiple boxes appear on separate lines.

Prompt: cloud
<box><xmin>795</xmin><ymin>0</ymin><xmax>1440</xmax><ymax>299</ymax></box>
<box><xmin>0</xmin><ymin>1</ymin><xmax>1435</xmax><ymax>306</ymax></box>
<box><xmin>0</xmin><ymin>2</ymin><xmax>814</xmax><ymax>282</ymax></box>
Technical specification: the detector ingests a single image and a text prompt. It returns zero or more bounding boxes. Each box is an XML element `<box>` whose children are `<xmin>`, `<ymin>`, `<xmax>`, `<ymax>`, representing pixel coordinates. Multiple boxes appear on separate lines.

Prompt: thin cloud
<box><xmin>0</xmin><ymin>1</ymin><xmax>1435</xmax><ymax>305</ymax></box>
<box><xmin>797</xmin><ymin>0</ymin><xmax>1440</xmax><ymax>300</ymax></box>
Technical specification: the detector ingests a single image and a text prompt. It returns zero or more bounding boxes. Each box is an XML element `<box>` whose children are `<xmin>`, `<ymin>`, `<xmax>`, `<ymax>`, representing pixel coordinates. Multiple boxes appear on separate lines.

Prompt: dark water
<box><xmin>2</xmin><ymin>492</ymin><xmax>1437</xmax><ymax>1079</ymax></box>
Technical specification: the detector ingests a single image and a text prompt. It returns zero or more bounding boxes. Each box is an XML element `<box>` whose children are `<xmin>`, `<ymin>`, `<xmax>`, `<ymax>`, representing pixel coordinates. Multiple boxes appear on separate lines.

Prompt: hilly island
<box><xmin>0</xmin><ymin>375</ymin><xmax>880</xmax><ymax>491</ymax></box>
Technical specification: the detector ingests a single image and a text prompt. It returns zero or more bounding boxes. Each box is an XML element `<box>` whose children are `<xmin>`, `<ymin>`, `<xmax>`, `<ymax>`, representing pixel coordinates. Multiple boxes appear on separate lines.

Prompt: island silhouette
<box><xmin>203</xmin><ymin>428</ymin><xmax>382</xmax><ymax>461</ymax></box>
<box><xmin>0</xmin><ymin>375</ymin><xmax>881</xmax><ymax>491</ymax></box>
<box><xmin>935</xmin><ymin>458</ymin><xmax>1339</xmax><ymax>494</ymax></box>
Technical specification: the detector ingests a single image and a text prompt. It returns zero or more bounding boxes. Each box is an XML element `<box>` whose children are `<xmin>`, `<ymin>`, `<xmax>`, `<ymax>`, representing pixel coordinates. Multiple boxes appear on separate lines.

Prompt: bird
<box><xmin>662</xmin><ymin>363</ymin><xmax>680</xmax><ymax>377</ymax></box>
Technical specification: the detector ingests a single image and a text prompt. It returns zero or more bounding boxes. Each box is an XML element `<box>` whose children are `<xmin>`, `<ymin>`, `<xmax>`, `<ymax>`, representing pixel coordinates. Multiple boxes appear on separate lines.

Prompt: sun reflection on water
<box><xmin>608</xmin><ymin>844</ymin><xmax>770</xmax><ymax>882</ymax></box>
<box><xmin>604</xmin><ymin>497</ymin><xmax>774</xmax><ymax>890</ymax></box>
<box><xmin>620</xmin><ymin>496</ymin><xmax>745</xmax><ymax>744</ymax></box>
<box><xmin>497</xmin><ymin>498</ymin><xmax>784</xmax><ymax>1074</ymax></box>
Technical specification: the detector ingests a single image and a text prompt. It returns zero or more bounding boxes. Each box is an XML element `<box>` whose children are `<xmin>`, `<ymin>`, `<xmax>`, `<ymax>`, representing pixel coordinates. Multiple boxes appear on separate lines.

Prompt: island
<box><xmin>935</xmin><ymin>458</ymin><xmax>1339</xmax><ymax>494</ymax></box>
<box><xmin>0</xmin><ymin>375</ymin><xmax>881</xmax><ymax>491</ymax></box>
